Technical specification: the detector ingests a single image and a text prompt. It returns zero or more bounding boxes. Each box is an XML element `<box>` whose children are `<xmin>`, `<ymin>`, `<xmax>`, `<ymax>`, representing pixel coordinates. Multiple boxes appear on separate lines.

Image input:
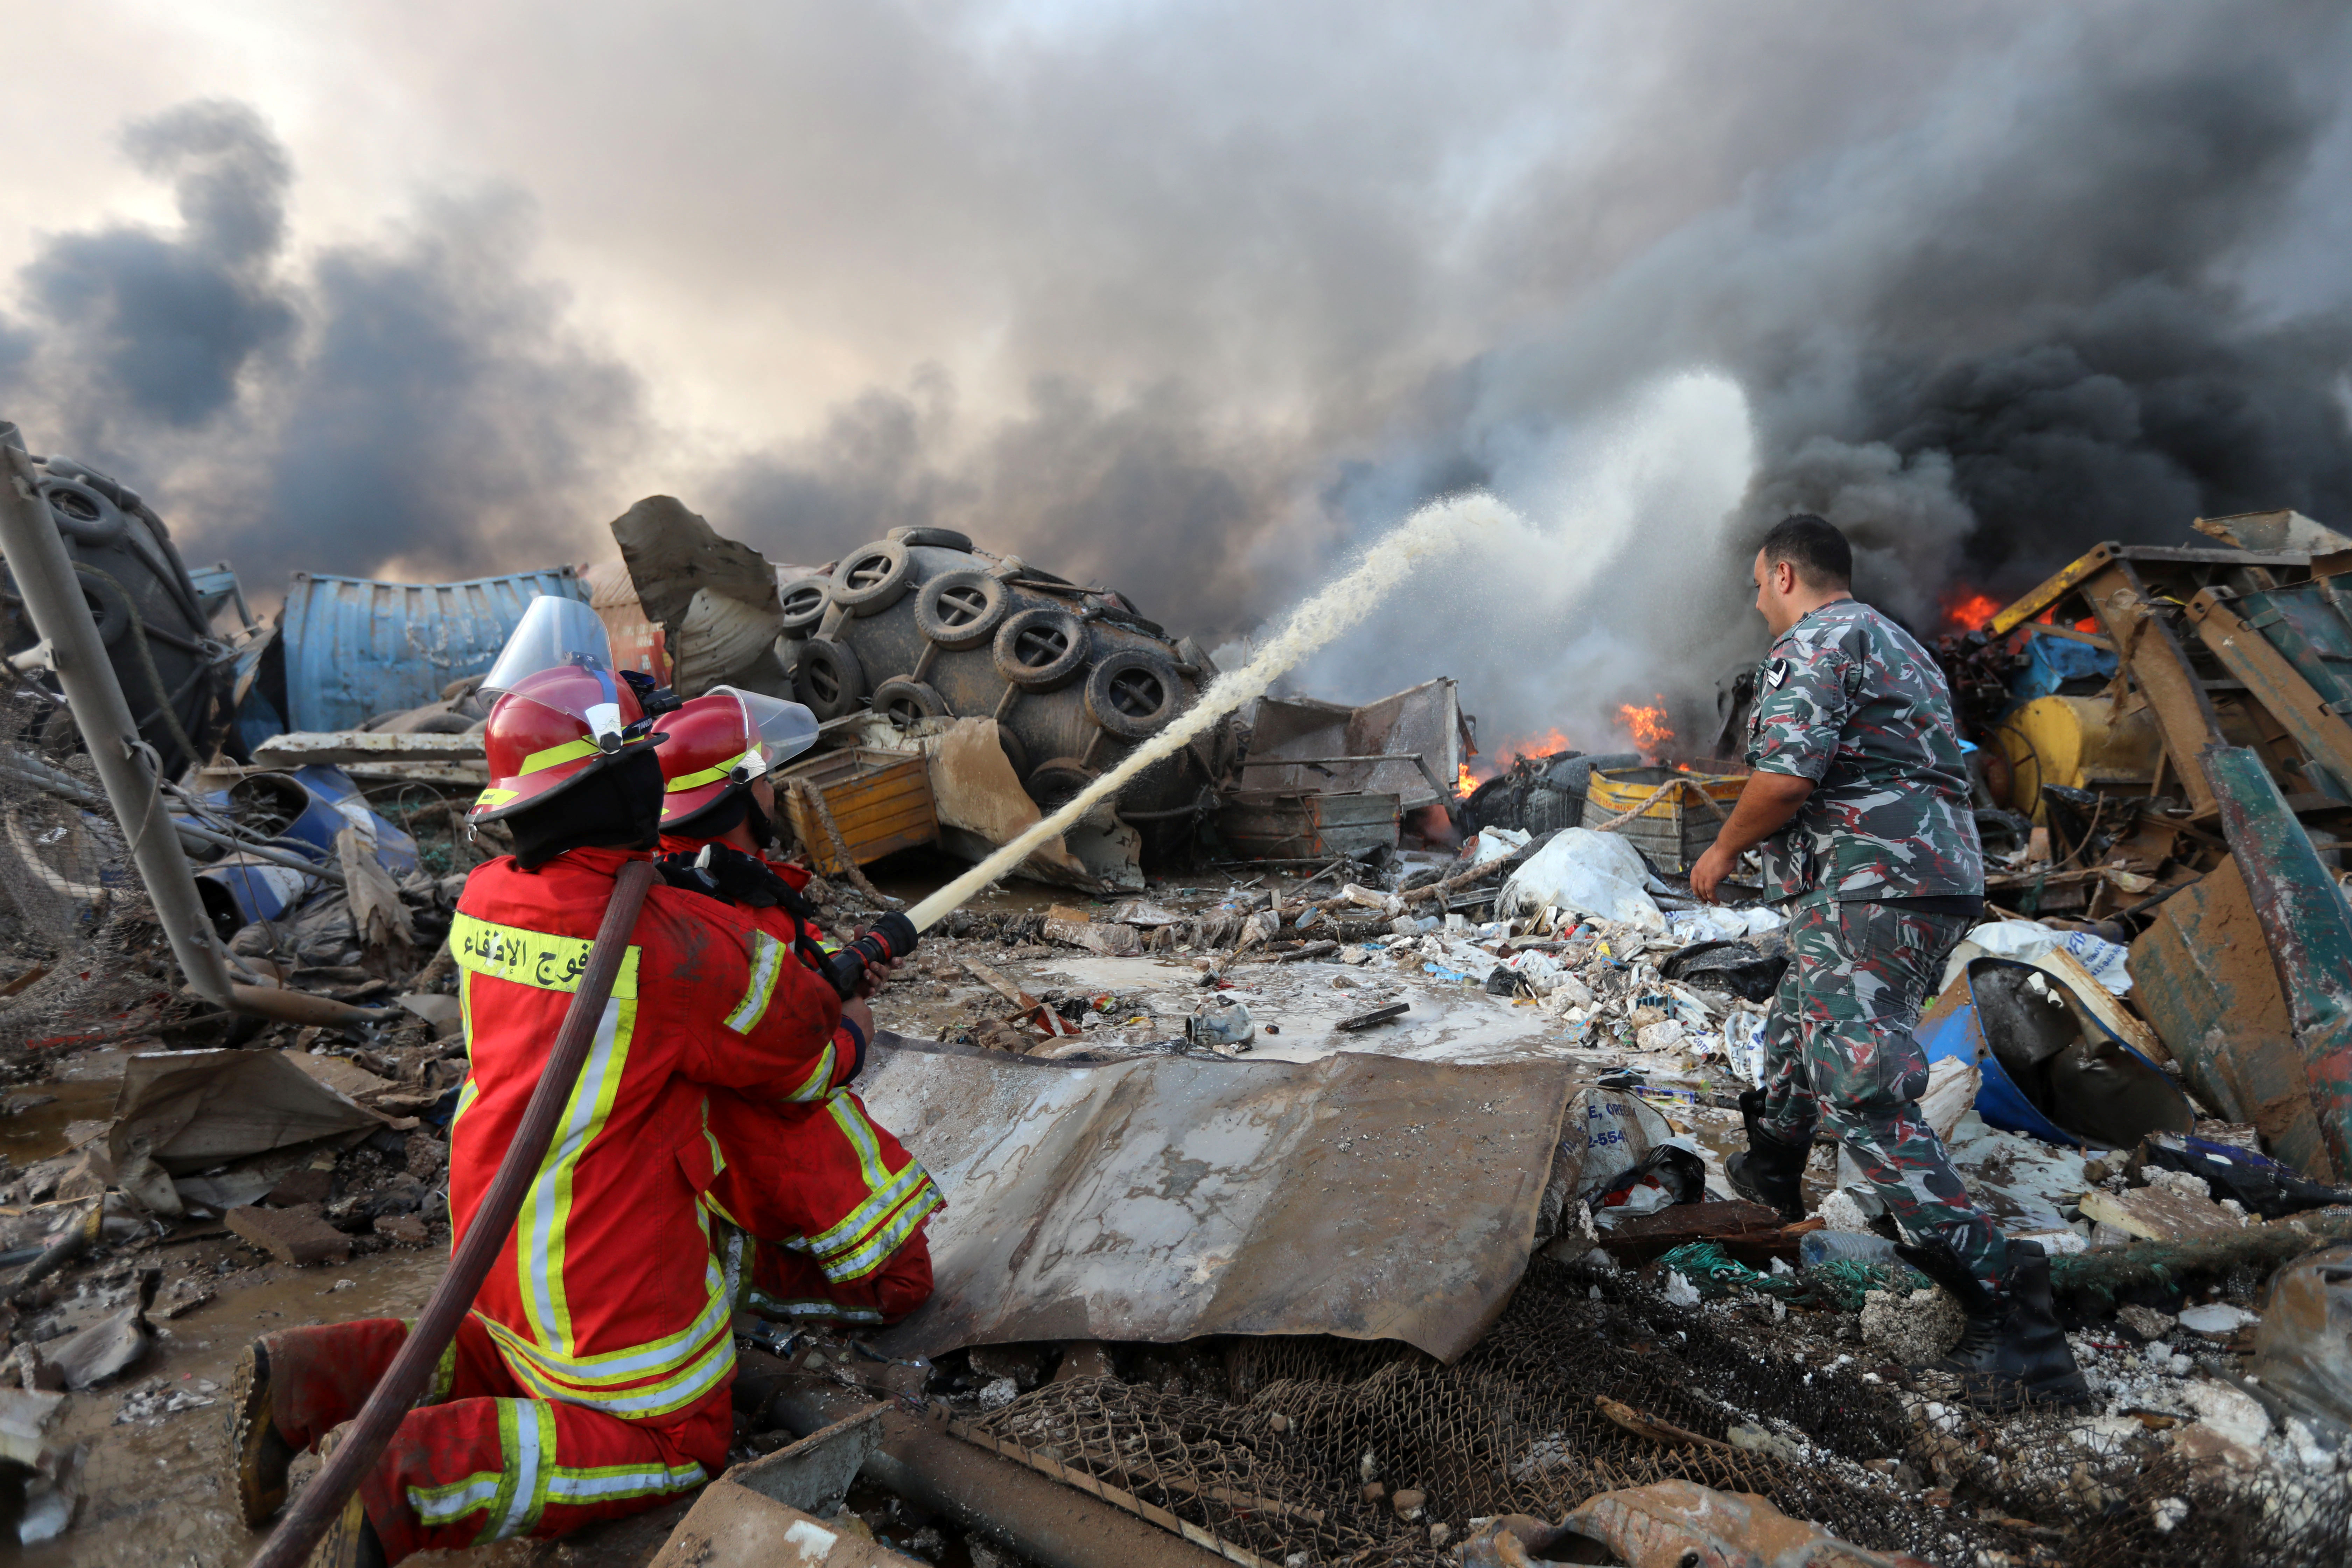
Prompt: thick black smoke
<box><xmin>7</xmin><ymin>5</ymin><xmax>2352</xmax><ymax>750</ymax></box>
<box><xmin>0</xmin><ymin>101</ymin><xmax>641</xmax><ymax>593</ymax></box>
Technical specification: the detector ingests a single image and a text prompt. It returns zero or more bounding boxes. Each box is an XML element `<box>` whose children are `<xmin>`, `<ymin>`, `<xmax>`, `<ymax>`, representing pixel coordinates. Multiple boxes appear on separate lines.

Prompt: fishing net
<box><xmin>0</xmin><ymin>685</ymin><xmax>181</xmax><ymax>1068</ymax></box>
<box><xmin>954</xmin><ymin>1258</ymin><xmax>2352</xmax><ymax>1568</ymax></box>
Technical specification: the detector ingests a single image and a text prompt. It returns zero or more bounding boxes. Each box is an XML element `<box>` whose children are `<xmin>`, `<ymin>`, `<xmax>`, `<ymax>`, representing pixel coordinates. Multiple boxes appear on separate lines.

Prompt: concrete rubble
<box><xmin>0</xmin><ymin>464</ymin><xmax>2346</xmax><ymax>1564</ymax></box>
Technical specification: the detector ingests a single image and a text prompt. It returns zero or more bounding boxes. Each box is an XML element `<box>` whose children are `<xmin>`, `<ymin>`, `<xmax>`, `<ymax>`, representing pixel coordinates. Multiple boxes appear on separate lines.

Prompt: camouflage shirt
<box><xmin>1744</xmin><ymin>598</ymin><xmax>1983</xmax><ymax>902</ymax></box>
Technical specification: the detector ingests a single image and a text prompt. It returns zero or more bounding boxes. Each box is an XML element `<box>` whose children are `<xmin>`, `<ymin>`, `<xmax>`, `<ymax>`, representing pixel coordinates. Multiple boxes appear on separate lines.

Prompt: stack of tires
<box><xmin>781</xmin><ymin>527</ymin><xmax>1218</xmax><ymax>823</ymax></box>
<box><xmin>0</xmin><ymin>442</ymin><xmax>230</xmax><ymax>776</ymax></box>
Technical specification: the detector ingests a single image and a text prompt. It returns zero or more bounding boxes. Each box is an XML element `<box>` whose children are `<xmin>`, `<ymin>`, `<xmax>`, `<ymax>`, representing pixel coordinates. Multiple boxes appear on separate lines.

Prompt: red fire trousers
<box><xmin>257</xmin><ymin>1316</ymin><xmax>729</xmax><ymax>1561</ymax></box>
<box><xmin>705</xmin><ymin>1089</ymin><xmax>940</xmax><ymax>1329</ymax></box>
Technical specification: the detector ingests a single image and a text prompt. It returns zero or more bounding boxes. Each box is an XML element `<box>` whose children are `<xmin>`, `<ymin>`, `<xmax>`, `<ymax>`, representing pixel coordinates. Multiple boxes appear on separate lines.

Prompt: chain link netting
<box><xmin>959</xmin><ymin>1258</ymin><xmax>2351</xmax><ymax>1568</ymax></box>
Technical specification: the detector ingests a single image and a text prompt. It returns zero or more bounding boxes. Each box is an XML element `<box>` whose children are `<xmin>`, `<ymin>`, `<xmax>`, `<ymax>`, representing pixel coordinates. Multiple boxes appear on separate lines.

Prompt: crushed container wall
<box><xmin>2128</xmin><ymin>857</ymin><xmax>2336</xmax><ymax>1179</ymax></box>
<box><xmin>278</xmin><ymin>568</ymin><xmax>590</xmax><ymax>732</ymax></box>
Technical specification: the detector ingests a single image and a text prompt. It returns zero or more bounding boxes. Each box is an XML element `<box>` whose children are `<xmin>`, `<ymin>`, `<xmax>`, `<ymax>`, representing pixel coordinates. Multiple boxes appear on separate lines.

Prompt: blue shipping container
<box><xmin>278</xmin><ymin>567</ymin><xmax>591</xmax><ymax>732</ymax></box>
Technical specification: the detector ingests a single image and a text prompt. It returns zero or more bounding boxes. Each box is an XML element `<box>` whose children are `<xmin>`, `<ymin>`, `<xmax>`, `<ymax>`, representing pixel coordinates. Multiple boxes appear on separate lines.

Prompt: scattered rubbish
<box><xmin>1041</xmin><ymin>904</ymin><xmax>1144</xmax><ymax>957</ymax></box>
<box><xmin>2175</xmin><ymin>1302</ymin><xmax>2260</xmax><ymax>1338</ymax></box>
<box><xmin>38</xmin><ymin>1267</ymin><xmax>158</xmax><ymax>1388</ymax></box>
<box><xmin>224</xmin><ymin>1202</ymin><xmax>354</xmax><ymax>1265</ymax></box>
<box><xmin>1498</xmin><ymin>827</ymin><xmax>1667</xmax><ymax>931</ymax></box>
<box><xmin>2252</xmin><ymin>1242</ymin><xmax>2352</xmax><ymax>1435</ymax></box>
<box><xmin>2078</xmin><ymin>1184</ymin><xmax>2251</xmax><ymax>1243</ymax></box>
<box><xmin>1659</xmin><ymin>936</ymin><xmax>1786</xmax><ymax>1003</ymax></box>
<box><xmin>2135</xmin><ymin>1130</ymin><xmax>2352</xmax><ymax>1220</ymax></box>
<box><xmin>106</xmin><ymin>1049</ymin><xmax>396</xmax><ymax>1183</ymax></box>
<box><xmin>1950</xmin><ymin>918</ymin><xmax>2135</xmax><ymax>996</ymax></box>
<box><xmin>1920</xmin><ymin>958</ymin><xmax>2191</xmax><ymax>1149</ymax></box>
<box><xmin>1860</xmin><ymin>1286</ymin><xmax>1967</xmax><ymax>1364</ymax></box>
<box><xmin>1185</xmin><ymin>997</ymin><xmax>1255</xmax><ymax>1052</ymax></box>
<box><xmin>1461</xmin><ymin>1480</ymin><xmax>1930</xmax><ymax>1568</ymax></box>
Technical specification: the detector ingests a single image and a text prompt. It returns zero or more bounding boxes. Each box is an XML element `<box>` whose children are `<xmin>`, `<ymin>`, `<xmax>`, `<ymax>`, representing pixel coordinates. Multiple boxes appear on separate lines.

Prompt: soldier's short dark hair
<box><xmin>1760</xmin><ymin>513</ymin><xmax>1852</xmax><ymax>589</ymax></box>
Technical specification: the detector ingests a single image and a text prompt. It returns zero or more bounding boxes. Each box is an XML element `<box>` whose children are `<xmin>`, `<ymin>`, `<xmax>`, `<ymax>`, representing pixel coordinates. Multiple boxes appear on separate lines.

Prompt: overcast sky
<box><xmin>4</xmin><ymin>2</ymin><xmax>2348</xmax><ymax>743</ymax></box>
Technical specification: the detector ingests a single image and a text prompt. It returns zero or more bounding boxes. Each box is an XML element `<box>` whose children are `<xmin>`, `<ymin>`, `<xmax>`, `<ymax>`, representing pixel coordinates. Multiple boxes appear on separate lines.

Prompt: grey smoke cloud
<box><xmin>0</xmin><ymin>99</ymin><xmax>641</xmax><ymax>591</ymax></box>
<box><xmin>3</xmin><ymin>3</ymin><xmax>2350</xmax><ymax>751</ymax></box>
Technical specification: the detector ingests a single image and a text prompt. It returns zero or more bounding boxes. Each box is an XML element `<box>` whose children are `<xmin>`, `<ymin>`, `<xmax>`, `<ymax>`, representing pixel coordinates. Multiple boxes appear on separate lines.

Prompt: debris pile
<box><xmin>0</xmin><ymin>436</ymin><xmax>2348</xmax><ymax>1564</ymax></box>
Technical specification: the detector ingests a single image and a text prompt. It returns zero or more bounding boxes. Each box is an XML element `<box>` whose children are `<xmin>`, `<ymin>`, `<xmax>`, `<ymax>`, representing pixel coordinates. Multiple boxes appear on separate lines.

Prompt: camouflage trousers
<box><xmin>1760</xmin><ymin>891</ymin><xmax>2008</xmax><ymax>1290</ymax></box>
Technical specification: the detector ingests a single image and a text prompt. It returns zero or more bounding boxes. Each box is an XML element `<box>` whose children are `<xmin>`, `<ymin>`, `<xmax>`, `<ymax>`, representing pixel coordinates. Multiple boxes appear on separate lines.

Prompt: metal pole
<box><xmin>0</xmin><ymin>442</ymin><xmax>235</xmax><ymax>1008</ymax></box>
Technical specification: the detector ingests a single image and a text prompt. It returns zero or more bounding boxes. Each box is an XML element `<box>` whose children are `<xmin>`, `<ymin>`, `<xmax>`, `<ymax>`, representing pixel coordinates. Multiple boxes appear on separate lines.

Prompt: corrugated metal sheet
<box><xmin>279</xmin><ymin>567</ymin><xmax>590</xmax><ymax>732</ymax></box>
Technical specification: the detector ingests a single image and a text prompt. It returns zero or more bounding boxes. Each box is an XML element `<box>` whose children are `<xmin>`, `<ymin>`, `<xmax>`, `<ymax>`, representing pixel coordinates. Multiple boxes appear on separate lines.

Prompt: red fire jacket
<box><xmin>447</xmin><ymin>846</ymin><xmax>844</xmax><ymax>1421</ymax></box>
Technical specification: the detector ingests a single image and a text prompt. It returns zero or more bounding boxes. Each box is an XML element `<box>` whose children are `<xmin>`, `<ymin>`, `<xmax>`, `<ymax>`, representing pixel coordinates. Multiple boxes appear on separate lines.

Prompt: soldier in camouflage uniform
<box><xmin>1690</xmin><ymin>514</ymin><xmax>2085</xmax><ymax>1405</ymax></box>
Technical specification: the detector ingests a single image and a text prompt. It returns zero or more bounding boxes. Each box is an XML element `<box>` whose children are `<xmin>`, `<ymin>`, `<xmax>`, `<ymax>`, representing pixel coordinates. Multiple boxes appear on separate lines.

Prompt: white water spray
<box><xmin>907</xmin><ymin>491</ymin><xmax>1521</xmax><ymax>931</ymax></box>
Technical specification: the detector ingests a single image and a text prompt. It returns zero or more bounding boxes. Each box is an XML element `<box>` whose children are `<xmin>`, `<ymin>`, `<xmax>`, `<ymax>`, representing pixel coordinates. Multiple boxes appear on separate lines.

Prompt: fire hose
<box><xmin>248</xmin><ymin>858</ymin><xmax>658</xmax><ymax>1568</ymax></box>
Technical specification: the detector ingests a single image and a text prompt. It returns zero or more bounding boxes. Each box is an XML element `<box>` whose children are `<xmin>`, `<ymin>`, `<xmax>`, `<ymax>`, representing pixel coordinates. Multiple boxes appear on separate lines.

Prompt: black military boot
<box><xmin>1895</xmin><ymin>1236</ymin><xmax>2090</xmax><ymax>1407</ymax></box>
<box><xmin>1724</xmin><ymin>1088</ymin><xmax>1810</xmax><ymax>1223</ymax></box>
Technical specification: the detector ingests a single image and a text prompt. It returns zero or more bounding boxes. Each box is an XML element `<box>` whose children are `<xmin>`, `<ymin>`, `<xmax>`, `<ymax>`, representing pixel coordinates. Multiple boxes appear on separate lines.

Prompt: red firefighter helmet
<box><xmin>470</xmin><ymin>666</ymin><xmax>654</xmax><ymax>824</ymax></box>
<box><xmin>653</xmin><ymin>686</ymin><xmax>820</xmax><ymax>827</ymax></box>
<box><xmin>469</xmin><ymin>595</ymin><xmax>658</xmax><ymax>825</ymax></box>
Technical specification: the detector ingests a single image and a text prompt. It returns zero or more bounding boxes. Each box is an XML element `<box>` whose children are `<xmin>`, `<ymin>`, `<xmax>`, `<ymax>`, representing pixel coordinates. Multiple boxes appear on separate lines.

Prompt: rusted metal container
<box><xmin>778</xmin><ymin>747</ymin><xmax>939</xmax><ymax>874</ymax></box>
<box><xmin>2202</xmin><ymin>746</ymin><xmax>2352</xmax><ymax>1177</ymax></box>
<box><xmin>2130</xmin><ymin>855</ymin><xmax>2336</xmax><ymax>1179</ymax></box>
<box><xmin>278</xmin><ymin>567</ymin><xmax>589</xmax><ymax>732</ymax></box>
<box><xmin>578</xmin><ymin>559</ymin><xmax>668</xmax><ymax>684</ymax></box>
<box><xmin>1215</xmin><ymin>791</ymin><xmax>1400</xmax><ymax>861</ymax></box>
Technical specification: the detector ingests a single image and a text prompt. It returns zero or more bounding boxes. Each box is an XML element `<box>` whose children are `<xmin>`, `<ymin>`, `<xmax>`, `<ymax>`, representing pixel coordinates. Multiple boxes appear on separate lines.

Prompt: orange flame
<box><xmin>1455</xmin><ymin>762</ymin><xmax>1478</xmax><ymax>796</ymax></box>
<box><xmin>1617</xmin><ymin>698</ymin><xmax>1673</xmax><ymax>752</ymax></box>
<box><xmin>1942</xmin><ymin>588</ymin><xmax>2001</xmax><ymax>631</ymax></box>
<box><xmin>1496</xmin><ymin>727</ymin><xmax>1573</xmax><ymax>766</ymax></box>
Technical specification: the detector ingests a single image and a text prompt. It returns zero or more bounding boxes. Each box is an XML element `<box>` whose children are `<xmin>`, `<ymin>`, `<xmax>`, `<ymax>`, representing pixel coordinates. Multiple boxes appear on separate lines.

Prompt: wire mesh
<box><xmin>0</xmin><ymin>686</ymin><xmax>181</xmax><ymax>1064</ymax></box>
<box><xmin>959</xmin><ymin>1258</ymin><xmax>2351</xmax><ymax>1568</ymax></box>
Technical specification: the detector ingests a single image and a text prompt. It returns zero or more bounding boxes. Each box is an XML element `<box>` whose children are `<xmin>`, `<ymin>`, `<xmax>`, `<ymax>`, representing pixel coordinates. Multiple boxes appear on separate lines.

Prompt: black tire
<box><xmin>793</xmin><ymin>637</ymin><xmax>867</xmax><ymax>719</ymax></box>
<box><xmin>1024</xmin><ymin>756</ymin><xmax>1098</xmax><ymax>811</ymax></box>
<box><xmin>914</xmin><ymin>570</ymin><xmax>1010</xmax><ymax>650</ymax></box>
<box><xmin>77</xmin><ymin>569</ymin><xmax>133</xmax><ymax>646</ymax></box>
<box><xmin>992</xmin><ymin>607</ymin><xmax>1088</xmax><ymax>691</ymax></box>
<box><xmin>1084</xmin><ymin>651</ymin><xmax>1182</xmax><ymax>740</ymax></box>
<box><xmin>830</xmin><ymin>541</ymin><xmax>913</xmax><ymax>617</ymax></box>
<box><xmin>40</xmin><ymin>478</ymin><xmax>130</xmax><ymax>548</ymax></box>
<box><xmin>777</xmin><ymin>576</ymin><xmax>831</xmax><ymax>635</ymax></box>
<box><xmin>888</xmin><ymin>526</ymin><xmax>974</xmax><ymax>551</ymax></box>
<box><xmin>872</xmin><ymin>677</ymin><xmax>950</xmax><ymax>729</ymax></box>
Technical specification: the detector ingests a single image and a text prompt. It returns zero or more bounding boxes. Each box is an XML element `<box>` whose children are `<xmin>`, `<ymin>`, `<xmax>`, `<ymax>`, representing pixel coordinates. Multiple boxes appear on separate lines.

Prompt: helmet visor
<box><xmin>709</xmin><ymin>686</ymin><xmax>821</xmax><ymax>771</ymax></box>
<box><xmin>482</xmin><ymin>595</ymin><xmax>615</xmax><ymax>699</ymax></box>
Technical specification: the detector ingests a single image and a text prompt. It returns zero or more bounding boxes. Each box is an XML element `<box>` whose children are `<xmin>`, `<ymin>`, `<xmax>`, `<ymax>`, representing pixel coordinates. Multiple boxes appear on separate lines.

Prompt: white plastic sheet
<box><xmin>1664</xmin><ymin>904</ymin><xmax>1788</xmax><ymax>943</ymax></box>
<box><xmin>1470</xmin><ymin>826</ymin><xmax>1532</xmax><ymax>865</ymax></box>
<box><xmin>1498</xmin><ymin>828</ymin><xmax>1664</xmax><ymax>932</ymax></box>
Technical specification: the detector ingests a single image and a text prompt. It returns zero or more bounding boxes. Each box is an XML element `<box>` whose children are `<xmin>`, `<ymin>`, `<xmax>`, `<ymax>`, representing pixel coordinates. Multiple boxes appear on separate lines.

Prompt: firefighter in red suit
<box><xmin>226</xmin><ymin>630</ymin><xmax>851</xmax><ymax>1566</ymax></box>
<box><xmin>651</xmin><ymin>686</ymin><xmax>940</xmax><ymax>1330</ymax></box>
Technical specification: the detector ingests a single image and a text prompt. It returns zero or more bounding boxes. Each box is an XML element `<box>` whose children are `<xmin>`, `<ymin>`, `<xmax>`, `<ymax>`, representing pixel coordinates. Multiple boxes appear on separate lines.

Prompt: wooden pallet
<box><xmin>777</xmin><ymin>748</ymin><xmax>939</xmax><ymax>875</ymax></box>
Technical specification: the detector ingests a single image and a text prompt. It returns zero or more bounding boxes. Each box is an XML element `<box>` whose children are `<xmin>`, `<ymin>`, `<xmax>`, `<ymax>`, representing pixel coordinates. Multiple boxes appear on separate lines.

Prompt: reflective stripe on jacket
<box><xmin>449</xmin><ymin>846</ymin><xmax>845</xmax><ymax>1420</ymax></box>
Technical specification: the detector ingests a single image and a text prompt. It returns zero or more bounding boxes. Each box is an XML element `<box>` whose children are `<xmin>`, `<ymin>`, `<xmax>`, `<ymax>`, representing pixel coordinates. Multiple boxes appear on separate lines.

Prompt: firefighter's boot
<box><xmin>230</xmin><ymin>1335</ymin><xmax>299</xmax><ymax>1527</ymax></box>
